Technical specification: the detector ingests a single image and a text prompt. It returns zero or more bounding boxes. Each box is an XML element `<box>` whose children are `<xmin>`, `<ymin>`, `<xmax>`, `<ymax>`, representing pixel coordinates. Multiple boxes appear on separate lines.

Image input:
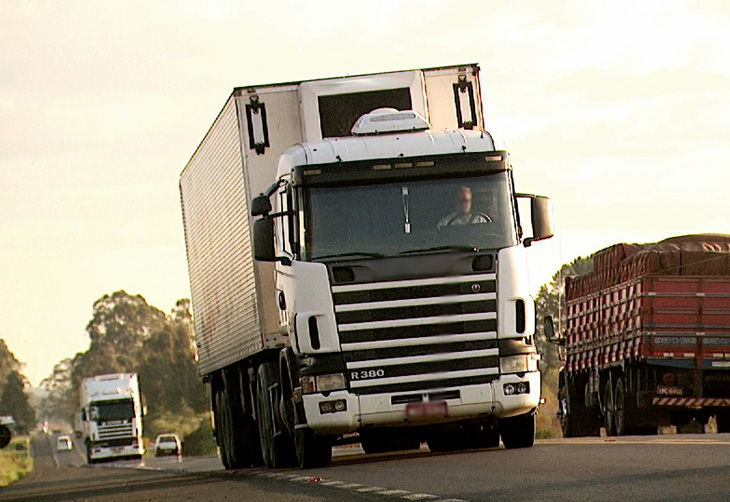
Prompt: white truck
<box><xmin>79</xmin><ymin>373</ymin><xmax>144</xmax><ymax>463</ymax></box>
<box><xmin>180</xmin><ymin>63</ymin><xmax>554</xmax><ymax>469</ymax></box>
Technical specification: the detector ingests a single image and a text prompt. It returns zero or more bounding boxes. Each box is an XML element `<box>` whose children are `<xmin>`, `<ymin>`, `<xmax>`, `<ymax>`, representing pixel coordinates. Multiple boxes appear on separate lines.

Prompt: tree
<box><xmin>42</xmin><ymin>292</ymin><xmax>208</xmax><ymax>426</ymax></box>
<box><xmin>0</xmin><ymin>339</ymin><xmax>21</xmax><ymax>398</ymax></box>
<box><xmin>1</xmin><ymin>370</ymin><xmax>35</xmax><ymax>433</ymax></box>
<box><xmin>535</xmin><ymin>256</ymin><xmax>594</xmax><ymax>369</ymax></box>
<box><xmin>535</xmin><ymin>256</ymin><xmax>594</xmax><ymax>373</ymax></box>
<box><xmin>39</xmin><ymin>358</ymin><xmax>76</xmax><ymax>424</ymax></box>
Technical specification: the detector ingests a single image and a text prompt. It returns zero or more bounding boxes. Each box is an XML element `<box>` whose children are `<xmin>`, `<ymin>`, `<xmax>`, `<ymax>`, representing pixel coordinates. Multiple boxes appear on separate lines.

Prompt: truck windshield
<box><xmin>304</xmin><ymin>171</ymin><xmax>517</xmax><ymax>260</ymax></box>
<box><xmin>89</xmin><ymin>400</ymin><xmax>135</xmax><ymax>421</ymax></box>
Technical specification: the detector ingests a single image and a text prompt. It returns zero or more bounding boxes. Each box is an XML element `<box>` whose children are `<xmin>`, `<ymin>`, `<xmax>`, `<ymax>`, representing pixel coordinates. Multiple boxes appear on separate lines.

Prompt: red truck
<box><xmin>557</xmin><ymin>235</ymin><xmax>730</xmax><ymax>436</ymax></box>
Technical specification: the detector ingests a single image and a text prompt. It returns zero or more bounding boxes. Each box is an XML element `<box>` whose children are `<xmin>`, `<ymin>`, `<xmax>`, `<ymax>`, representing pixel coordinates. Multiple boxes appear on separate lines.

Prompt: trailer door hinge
<box><xmin>246</xmin><ymin>95</ymin><xmax>270</xmax><ymax>155</ymax></box>
<box><xmin>453</xmin><ymin>75</ymin><xmax>477</xmax><ymax>130</ymax></box>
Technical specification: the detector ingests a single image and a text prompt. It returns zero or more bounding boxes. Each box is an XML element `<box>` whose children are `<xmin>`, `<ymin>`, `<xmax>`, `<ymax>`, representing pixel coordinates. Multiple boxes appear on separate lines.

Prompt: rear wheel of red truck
<box><xmin>603</xmin><ymin>380</ymin><xmax>617</xmax><ymax>436</ymax></box>
<box><xmin>499</xmin><ymin>412</ymin><xmax>535</xmax><ymax>449</ymax></box>
<box><xmin>613</xmin><ymin>378</ymin><xmax>626</xmax><ymax>436</ymax></box>
<box><xmin>560</xmin><ymin>377</ymin><xmax>601</xmax><ymax>437</ymax></box>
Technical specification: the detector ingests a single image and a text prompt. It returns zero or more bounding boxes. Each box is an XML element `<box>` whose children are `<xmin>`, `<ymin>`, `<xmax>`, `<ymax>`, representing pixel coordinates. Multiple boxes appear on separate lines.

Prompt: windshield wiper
<box><xmin>399</xmin><ymin>245</ymin><xmax>478</xmax><ymax>256</ymax></box>
<box><xmin>314</xmin><ymin>251</ymin><xmax>386</xmax><ymax>261</ymax></box>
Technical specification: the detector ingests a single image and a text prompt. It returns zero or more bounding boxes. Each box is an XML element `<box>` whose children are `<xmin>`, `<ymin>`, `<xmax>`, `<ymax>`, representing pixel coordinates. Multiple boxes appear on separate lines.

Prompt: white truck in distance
<box><xmin>180</xmin><ymin>63</ymin><xmax>554</xmax><ymax>469</ymax></box>
<box><xmin>79</xmin><ymin>373</ymin><xmax>144</xmax><ymax>463</ymax></box>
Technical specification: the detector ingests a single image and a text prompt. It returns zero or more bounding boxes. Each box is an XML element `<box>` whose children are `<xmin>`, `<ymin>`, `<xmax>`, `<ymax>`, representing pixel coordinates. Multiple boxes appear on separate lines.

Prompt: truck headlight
<box><xmin>500</xmin><ymin>354</ymin><xmax>540</xmax><ymax>374</ymax></box>
<box><xmin>315</xmin><ymin>373</ymin><xmax>346</xmax><ymax>393</ymax></box>
<box><xmin>300</xmin><ymin>373</ymin><xmax>347</xmax><ymax>394</ymax></box>
<box><xmin>500</xmin><ymin>355</ymin><xmax>529</xmax><ymax>374</ymax></box>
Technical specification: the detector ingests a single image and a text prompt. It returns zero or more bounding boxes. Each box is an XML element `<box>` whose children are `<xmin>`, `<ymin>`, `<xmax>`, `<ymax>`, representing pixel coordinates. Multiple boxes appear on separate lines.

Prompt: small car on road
<box><xmin>154</xmin><ymin>434</ymin><xmax>181</xmax><ymax>457</ymax></box>
<box><xmin>56</xmin><ymin>435</ymin><xmax>74</xmax><ymax>452</ymax></box>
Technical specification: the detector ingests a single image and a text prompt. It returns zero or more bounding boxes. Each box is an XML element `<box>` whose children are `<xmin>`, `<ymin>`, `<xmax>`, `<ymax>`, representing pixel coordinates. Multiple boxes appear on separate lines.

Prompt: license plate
<box><xmin>713</xmin><ymin>361</ymin><xmax>730</xmax><ymax>368</ymax></box>
<box><xmin>406</xmin><ymin>401</ymin><xmax>448</xmax><ymax>421</ymax></box>
<box><xmin>112</xmin><ymin>447</ymin><xmax>123</xmax><ymax>453</ymax></box>
<box><xmin>656</xmin><ymin>385</ymin><xmax>683</xmax><ymax>396</ymax></box>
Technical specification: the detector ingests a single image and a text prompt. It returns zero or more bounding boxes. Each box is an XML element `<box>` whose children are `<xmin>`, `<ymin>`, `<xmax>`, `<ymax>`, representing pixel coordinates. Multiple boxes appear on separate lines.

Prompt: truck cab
<box><xmin>180</xmin><ymin>64</ymin><xmax>554</xmax><ymax>469</ymax></box>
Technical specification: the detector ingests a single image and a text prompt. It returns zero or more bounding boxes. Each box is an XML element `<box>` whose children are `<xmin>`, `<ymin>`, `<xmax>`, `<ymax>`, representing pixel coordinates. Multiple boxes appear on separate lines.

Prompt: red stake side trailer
<box><xmin>558</xmin><ymin>235</ymin><xmax>730</xmax><ymax>437</ymax></box>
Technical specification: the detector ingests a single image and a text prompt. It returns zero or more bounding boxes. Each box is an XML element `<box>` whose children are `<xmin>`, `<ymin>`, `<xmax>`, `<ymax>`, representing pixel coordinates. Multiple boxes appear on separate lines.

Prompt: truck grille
<box><xmin>332</xmin><ymin>273</ymin><xmax>499</xmax><ymax>395</ymax></box>
<box><xmin>97</xmin><ymin>422</ymin><xmax>135</xmax><ymax>440</ymax></box>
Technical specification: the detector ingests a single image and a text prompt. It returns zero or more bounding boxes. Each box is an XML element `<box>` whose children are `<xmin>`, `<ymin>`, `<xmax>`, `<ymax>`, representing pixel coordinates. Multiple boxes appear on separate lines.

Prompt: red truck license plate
<box><xmin>406</xmin><ymin>401</ymin><xmax>448</xmax><ymax>421</ymax></box>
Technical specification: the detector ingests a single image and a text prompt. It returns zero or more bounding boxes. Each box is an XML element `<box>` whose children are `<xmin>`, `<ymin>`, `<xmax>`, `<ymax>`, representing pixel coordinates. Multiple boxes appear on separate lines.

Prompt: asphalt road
<box><xmin>4</xmin><ymin>433</ymin><xmax>730</xmax><ymax>501</ymax></box>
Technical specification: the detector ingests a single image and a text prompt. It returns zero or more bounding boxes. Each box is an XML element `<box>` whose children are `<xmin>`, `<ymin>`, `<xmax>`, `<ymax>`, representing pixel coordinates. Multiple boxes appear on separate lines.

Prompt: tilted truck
<box><xmin>79</xmin><ymin>373</ymin><xmax>144</xmax><ymax>463</ymax></box>
<box><xmin>179</xmin><ymin>63</ymin><xmax>555</xmax><ymax>469</ymax></box>
<box><xmin>558</xmin><ymin>235</ymin><xmax>730</xmax><ymax>436</ymax></box>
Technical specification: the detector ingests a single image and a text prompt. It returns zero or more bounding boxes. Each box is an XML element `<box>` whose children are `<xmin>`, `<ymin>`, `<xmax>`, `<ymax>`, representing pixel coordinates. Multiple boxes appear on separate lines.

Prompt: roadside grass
<box><xmin>0</xmin><ymin>437</ymin><xmax>33</xmax><ymax>488</ymax></box>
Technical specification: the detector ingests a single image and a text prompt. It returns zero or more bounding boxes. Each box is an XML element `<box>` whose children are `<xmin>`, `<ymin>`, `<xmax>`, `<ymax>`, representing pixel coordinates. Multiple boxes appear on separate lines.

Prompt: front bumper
<box><xmin>89</xmin><ymin>442</ymin><xmax>144</xmax><ymax>460</ymax></box>
<box><xmin>302</xmin><ymin>371</ymin><xmax>540</xmax><ymax>434</ymax></box>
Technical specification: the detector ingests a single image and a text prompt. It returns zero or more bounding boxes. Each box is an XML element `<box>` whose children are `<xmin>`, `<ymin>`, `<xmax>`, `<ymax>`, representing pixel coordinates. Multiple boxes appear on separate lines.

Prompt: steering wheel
<box><xmin>472</xmin><ymin>212</ymin><xmax>493</xmax><ymax>223</ymax></box>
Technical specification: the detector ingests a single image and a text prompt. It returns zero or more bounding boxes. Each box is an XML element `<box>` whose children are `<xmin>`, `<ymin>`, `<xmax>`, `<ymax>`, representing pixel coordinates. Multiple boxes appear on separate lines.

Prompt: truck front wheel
<box><xmin>499</xmin><ymin>412</ymin><xmax>535</xmax><ymax>449</ymax></box>
<box><xmin>295</xmin><ymin>428</ymin><xmax>332</xmax><ymax>469</ymax></box>
<box><xmin>85</xmin><ymin>442</ymin><xmax>95</xmax><ymax>465</ymax></box>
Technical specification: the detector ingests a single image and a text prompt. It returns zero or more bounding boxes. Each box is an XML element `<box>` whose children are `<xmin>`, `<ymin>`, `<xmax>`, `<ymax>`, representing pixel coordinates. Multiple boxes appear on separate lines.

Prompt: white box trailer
<box><xmin>180</xmin><ymin>64</ymin><xmax>554</xmax><ymax>469</ymax></box>
<box><xmin>181</xmin><ymin>65</ymin><xmax>485</xmax><ymax>377</ymax></box>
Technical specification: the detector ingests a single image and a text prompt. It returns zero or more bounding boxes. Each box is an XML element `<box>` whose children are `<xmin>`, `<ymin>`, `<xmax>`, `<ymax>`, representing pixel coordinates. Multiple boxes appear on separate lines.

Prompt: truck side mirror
<box><xmin>522</xmin><ymin>195</ymin><xmax>554</xmax><ymax>247</ymax></box>
<box><xmin>543</xmin><ymin>315</ymin><xmax>564</xmax><ymax>345</ymax></box>
<box><xmin>251</xmin><ymin>195</ymin><xmax>272</xmax><ymax>216</ymax></box>
<box><xmin>253</xmin><ymin>216</ymin><xmax>276</xmax><ymax>262</ymax></box>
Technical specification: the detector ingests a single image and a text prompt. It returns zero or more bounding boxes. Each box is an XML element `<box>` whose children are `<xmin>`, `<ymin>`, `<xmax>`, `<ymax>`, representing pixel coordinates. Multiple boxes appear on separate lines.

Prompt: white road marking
<box><xmin>376</xmin><ymin>489</ymin><xmax>411</xmax><ymax>496</ymax></box>
<box><xmin>403</xmin><ymin>494</ymin><xmax>439</xmax><ymax>500</ymax></box>
<box><xmin>357</xmin><ymin>486</ymin><xmax>387</xmax><ymax>492</ymax></box>
<box><xmin>320</xmin><ymin>480</ymin><xmax>346</xmax><ymax>486</ymax></box>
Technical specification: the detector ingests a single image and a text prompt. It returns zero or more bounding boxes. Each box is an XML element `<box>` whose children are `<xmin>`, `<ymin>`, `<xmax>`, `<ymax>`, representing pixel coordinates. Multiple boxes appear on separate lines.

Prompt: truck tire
<box><xmin>222</xmin><ymin>371</ymin><xmax>262</xmax><ymax>468</ymax></box>
<box><xmin>255</xmin><ymin>363</ymin><xmax>296</xmax><ymax>468</ymax></box>
<box><xmin>499</xmin><ymin>412</ymin><xmax>535</xmax><ymax>449</ymax></box>
<box><xmin>295</xmin><ymin>428</ymin><xmax>332</xmax><ymax>468</ymax></box>
<box><xmin>603</xmin><ymin>380</ymin><xmax>616</xmax><ymax>436</ymax></box>
<box><xmin>86</xmin><ymin>442</ymin><xmax>95</xmax><ymax>465</ymax></box>
<box><xmin>214</xmin><ymin>387</ymin><xmax>233</xmax><ymax>469</ymax></box>
<box><xmin>560</xmin><ymin>378</ymin><xmax>600</xmax><ymax>437</ymax></box>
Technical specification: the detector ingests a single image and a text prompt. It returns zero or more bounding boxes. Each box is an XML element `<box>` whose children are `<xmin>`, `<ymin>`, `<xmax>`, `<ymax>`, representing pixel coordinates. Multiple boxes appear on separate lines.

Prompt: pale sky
<box><xmin>1</xmin><ymin>0</ymin><xmax>729</xmax><ymax>384</ymax></box>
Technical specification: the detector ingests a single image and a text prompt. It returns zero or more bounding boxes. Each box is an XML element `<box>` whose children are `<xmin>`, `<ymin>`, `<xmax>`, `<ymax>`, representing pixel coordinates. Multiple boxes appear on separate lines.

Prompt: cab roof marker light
<box><xmin>484</xmin><ymin>155</ymin><xmax>503</xmax><ymax>162</ymax></box>
<box><xmin>303</xmin><ymin>169</ymin><xmax>321</xmax><ymax>176</ymax></box>
<box><xmin>416</xmin><ymin>161</ymin><xmax>435</xmax><ymax>168</ymax></box>
<box><xmin>394</xmin><ymin>162</ymin><xmax>413</xmax><ymax>169</ymax></box>
<box><xmin>373</xmin><ymin>164</ymin><xmax>392</xmax><ymax>170</ymax></box>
